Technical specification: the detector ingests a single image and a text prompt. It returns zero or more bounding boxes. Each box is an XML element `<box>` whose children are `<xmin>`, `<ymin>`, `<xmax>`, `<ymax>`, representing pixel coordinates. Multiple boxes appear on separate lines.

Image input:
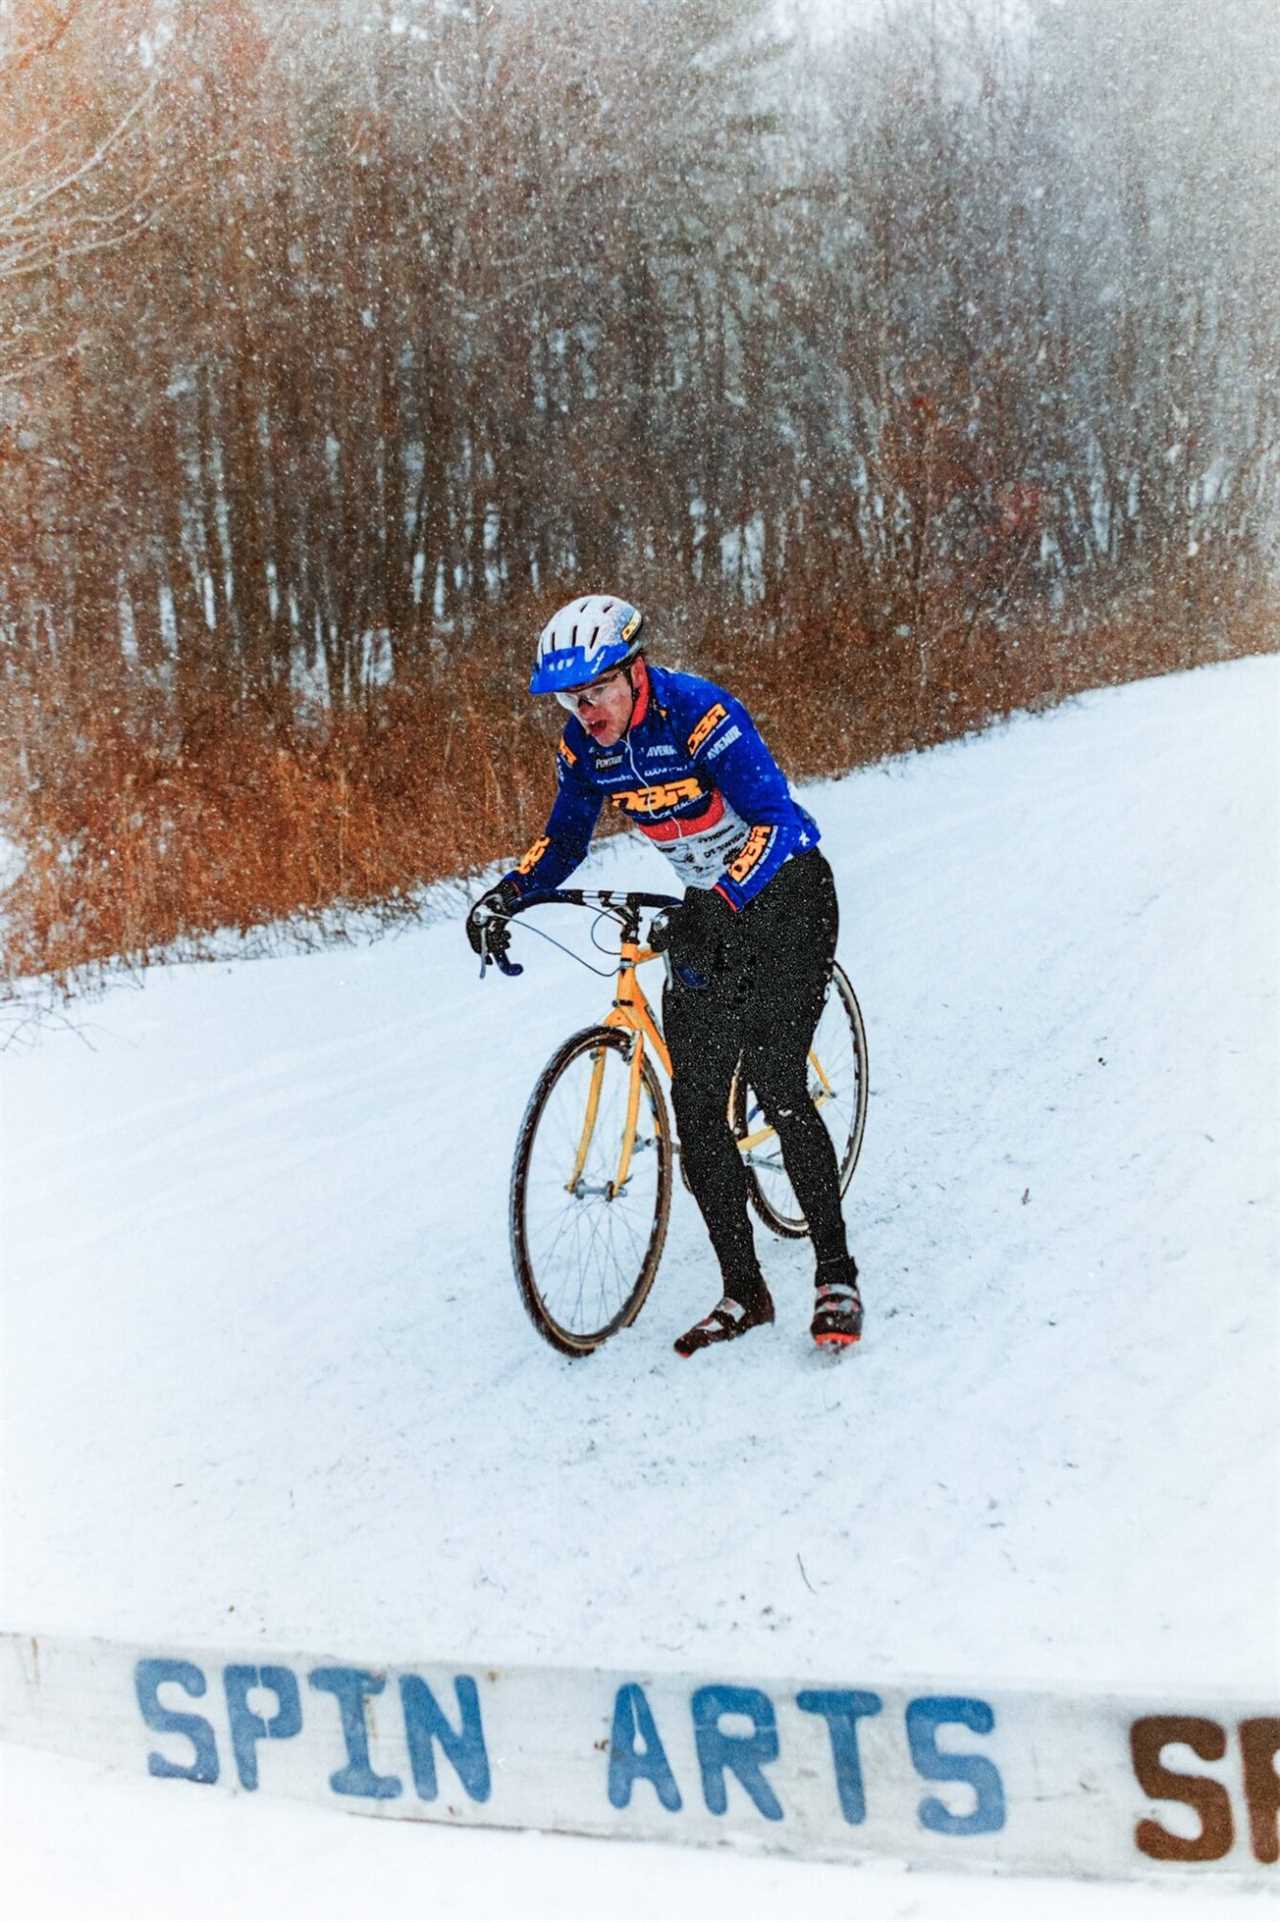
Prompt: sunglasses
<box><xmin>554</xmin><ymin>668</ymin><xmax>627</xmax><ymax>713</ymax></box>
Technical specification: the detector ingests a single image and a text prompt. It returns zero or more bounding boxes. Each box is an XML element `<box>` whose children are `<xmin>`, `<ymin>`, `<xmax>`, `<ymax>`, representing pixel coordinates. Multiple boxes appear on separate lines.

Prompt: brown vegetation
<box><xmin>4</xmin><ymin>580</ymin><xmax>1272</xmax><ymax>987</ymax></box>
<box><xmin>1</xmin><ymin>0</ymin><xmax>1276</xmax><ymax>991</ymax></box>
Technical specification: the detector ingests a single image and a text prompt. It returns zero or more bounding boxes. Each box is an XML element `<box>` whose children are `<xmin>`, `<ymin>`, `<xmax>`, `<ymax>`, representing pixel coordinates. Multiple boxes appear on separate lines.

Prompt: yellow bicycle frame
<box><xmin>565</xmin><ymin>931</ymin><xmax>836</xmax><ymax>1198</ymax></box>
<box><xmin>567</xmin><ymin>936</ymin><xmax>669</xmax><ymax>1197</ymax></box>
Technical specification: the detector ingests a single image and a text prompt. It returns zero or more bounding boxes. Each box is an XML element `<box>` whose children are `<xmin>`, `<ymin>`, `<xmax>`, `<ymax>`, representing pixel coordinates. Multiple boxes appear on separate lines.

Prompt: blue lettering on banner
<box><xmin>309</xmin><ymin>1668</ymin><xmax>402</xmax><ymax>1801</ymax></box>
<box><xmin>224</xmin><ymin>1666</ymin><xmax>303</xmax><ymax>1791</ymax></box>
<box><xmin>796</xmin><ymin>1689</ymin><xmax>883</xmax><ymax>1825</ymax></box>
<box><xmin>691</xmin><ymin>1685</ymin><xmax>784</xmax><ymax>1822</ymax></box>
<box><xmin>127</xmin><ymin>1657</ymin><xmax>1023</xmax><ymax>1844</ymax></box>
<box><xmin>906</xmin><ymin>1697</ymin><xmax>1006</xmax><ymax>1836</ymax></box>
<box><xmin>607</xmin><ymin>1684</ymin><xmax>683</xmax><ymax>1811</ymax></box>
<box><xmin>399</xmin><ymin>1675</ymin><xmax>491</xmax><ymax>1804</ymax></box>
<box><xmin>135</xmin><ymin>1659</ymin><xmax>219</xmax><ymax>1785</ymax></box>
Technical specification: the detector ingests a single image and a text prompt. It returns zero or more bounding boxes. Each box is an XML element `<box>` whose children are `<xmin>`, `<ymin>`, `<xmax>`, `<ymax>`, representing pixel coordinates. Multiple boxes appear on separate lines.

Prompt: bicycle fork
<box><xmin>565</xmin><ymin>1032</ymin><xmax>647</xmax><ymax>1202</ymax></box>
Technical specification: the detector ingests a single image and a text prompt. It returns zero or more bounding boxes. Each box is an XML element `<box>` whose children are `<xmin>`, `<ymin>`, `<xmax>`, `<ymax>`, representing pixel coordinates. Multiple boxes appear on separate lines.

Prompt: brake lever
<box><xmin>477</xmin><ymin>921</ymin><xmax>523</xmax><ymax>979</ymax></box>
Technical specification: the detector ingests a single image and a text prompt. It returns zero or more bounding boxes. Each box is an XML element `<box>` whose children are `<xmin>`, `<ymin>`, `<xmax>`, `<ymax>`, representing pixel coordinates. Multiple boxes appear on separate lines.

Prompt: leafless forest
<box><xmin>1</xmin><ymin>0</ymin><xmax>1276</xmax><ymax>981</ymax></box>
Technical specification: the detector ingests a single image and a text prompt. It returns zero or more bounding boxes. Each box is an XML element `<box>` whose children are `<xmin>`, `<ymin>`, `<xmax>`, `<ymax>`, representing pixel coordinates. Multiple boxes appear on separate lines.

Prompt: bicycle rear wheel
<box><xmin>731</xmin><ymin>962</ymin><xmax>868</xmax><ymax>1239</ymax></box>
<box><xmin>510</xmin><ymin>1025</ymin><xmax>673</xmax><ymax>1356</ymax></box>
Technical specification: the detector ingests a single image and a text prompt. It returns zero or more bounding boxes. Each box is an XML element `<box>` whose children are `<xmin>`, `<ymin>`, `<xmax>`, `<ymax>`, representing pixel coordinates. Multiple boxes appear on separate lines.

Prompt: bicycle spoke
<box><xmin>515</xmin><ymin>1032</ymin><xmax>668</xmax><ymax>1346</ymax></box>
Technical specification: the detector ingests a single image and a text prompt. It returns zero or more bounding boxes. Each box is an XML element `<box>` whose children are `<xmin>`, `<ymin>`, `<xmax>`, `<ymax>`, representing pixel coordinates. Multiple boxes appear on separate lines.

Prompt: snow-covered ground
<box><xmin>2</xmin><ymin>657</ymin><xmax>1278</xmax><ymax>1919</ymax></box>
<box><xmin>4</xmin><ymin>1740</ymin><xmax>1274</xmax><ymax>1922</ymax></box>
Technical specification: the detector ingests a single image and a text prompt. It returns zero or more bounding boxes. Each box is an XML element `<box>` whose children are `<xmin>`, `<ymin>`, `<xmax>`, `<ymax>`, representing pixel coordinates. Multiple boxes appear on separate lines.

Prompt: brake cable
<box><xmin>486</xmin><ymin>903</ymin><xmax>634</xmax><ymax>981</ymax></box>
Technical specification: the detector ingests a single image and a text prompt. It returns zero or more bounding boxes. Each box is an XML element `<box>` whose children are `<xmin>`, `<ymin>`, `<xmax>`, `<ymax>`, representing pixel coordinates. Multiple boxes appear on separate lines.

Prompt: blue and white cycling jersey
<box><xmin>503</xmin><ymin>663</ymin><xmax>820</xmax><ymax>912</ymax></box>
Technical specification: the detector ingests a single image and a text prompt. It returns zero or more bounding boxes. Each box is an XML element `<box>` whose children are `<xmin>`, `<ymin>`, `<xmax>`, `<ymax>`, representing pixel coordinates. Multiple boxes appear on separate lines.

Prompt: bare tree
<box><xmin>0</xmin><ymin>0</ymin><xmax>175</xmax><ymax>381</ymax></box>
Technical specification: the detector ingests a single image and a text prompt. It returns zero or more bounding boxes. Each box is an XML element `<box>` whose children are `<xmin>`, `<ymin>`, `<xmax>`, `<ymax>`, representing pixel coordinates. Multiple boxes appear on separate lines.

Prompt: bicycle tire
<box><xmin>510</xmin><ymin>1025</ymin><xmax>673</xmax><ymax>1356</ymax></box>
<box><xmin>731</xmin><ymin>962</ymin><xmax>869</xmax><ymax>1239</ymax></box>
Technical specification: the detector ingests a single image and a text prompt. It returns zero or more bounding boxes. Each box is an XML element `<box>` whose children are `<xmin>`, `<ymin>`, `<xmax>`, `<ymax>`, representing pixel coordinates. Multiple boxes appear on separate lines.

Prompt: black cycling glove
<box><xmin>466</xmin><ymin>878</ymin><xmax>521</xmax><ymax>960</ymax></box>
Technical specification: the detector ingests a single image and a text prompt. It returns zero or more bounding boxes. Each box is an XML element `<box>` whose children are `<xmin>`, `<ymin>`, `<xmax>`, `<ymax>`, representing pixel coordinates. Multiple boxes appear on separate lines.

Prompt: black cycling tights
<box><xmin>662</xmin><ymin>850</ymin><xmax>850</xmax><ymax>1288</ymax></box>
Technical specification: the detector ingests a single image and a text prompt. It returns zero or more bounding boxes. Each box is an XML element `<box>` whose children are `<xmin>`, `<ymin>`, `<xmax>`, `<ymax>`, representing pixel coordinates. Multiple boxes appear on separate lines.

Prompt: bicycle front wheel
<box><xmin>510</xmin><ymin>1025</ymin><xmax>673</xmax><ymax>1356</ymax></box>
<box><xmin>732</xmin><ymin>962</ymin><xmax>869</xmax><ymax>1239</ymax></box>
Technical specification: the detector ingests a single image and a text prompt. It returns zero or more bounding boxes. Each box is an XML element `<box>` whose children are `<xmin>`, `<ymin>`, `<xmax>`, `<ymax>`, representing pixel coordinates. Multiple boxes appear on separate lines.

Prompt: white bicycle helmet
<box><xmin>529</xmin><ymin>595</ymin><xmax>644</xmax><ymax>698</ymax></box>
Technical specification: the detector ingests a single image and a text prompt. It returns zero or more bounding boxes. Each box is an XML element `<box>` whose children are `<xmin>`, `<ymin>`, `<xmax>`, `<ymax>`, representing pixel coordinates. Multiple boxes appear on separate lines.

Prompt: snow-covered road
<box><xmin>2</xmin><ymin>658</ymin><xmax>1277</xmax><ymax>1917</ymax></box>
<box><xmin>4</xmin><ymin>657</ymin><xmax>1275</xmax><ymax>1688</ymax></box>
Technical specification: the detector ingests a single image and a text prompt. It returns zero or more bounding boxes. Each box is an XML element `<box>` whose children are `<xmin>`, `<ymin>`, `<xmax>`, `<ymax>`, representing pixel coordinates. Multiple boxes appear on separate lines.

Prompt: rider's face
<box><xmin>565</xmin><ymin>667</ymin><xmax>634</xmax><ymax>746</ymax></box>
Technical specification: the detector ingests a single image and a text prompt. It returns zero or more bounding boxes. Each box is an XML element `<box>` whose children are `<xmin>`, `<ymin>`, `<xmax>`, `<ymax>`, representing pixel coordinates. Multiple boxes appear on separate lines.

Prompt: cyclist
<box><xmin>467</xmin><ymin>594</ymin><xmax>863</xmax><ymax>1356</ymax></box>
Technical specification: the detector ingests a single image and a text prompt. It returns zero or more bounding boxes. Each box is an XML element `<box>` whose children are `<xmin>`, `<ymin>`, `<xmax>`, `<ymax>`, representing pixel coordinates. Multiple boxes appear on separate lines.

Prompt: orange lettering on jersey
<box><xmin>558</xmin><ymin>738</ymin><xmax>577</xmax><ymax>766</ymax></box>
<box><xmin>728</xmin><ymin>824</ymin><xmax>772</xmax><ymax>882</ymax></box>
<box><xmin>516</xmin><ymin>836</ymin><xmax>550</xmax><ymax>875</ymax></box>
<box><xmin>688</xmin><ymin>703</ymin><xmax>728</xmax><ymax>755</ymax></box>
<box><xmin>609</xmin><ymin>778</ymin><xmax>703</xmax><ymax>815</ymax></box>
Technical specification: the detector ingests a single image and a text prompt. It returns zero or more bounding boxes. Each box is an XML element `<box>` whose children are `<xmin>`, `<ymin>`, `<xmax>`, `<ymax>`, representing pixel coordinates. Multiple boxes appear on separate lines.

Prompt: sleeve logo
<box><xmin>688</xmin><ymin>704</ymin><xmax>728</xmax><ymax>756</ymax></box>
<box><xmin>727</xmin><ymin>824</ymin><xmax>773</xmax><ymax>882</ymax></box>
<box><xmin>557</xmin><ymin>738</ymin><xmax>577</xmax><ymax>766</ymax></box>
<box><xmin>516</xmin><ymin>836</ymin><xmax>550</xmax><ymax>875</ymax></box>
<box><xmin>705</xmin><ymin>724</ymin><xmax>742</xmax><ymax>762</ymax></box>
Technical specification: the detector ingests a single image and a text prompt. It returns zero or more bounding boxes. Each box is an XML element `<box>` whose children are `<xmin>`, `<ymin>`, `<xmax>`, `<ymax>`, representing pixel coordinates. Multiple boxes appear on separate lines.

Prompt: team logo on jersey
<box><xmin>727</xmin><ymin>823</ymin><xmax>773</xmax><ymax>882</ymax></box>
<box><xmin>557</xmin><ymin>738</ymin><xmax>577</xmax><ymax>766</ymax></box>
<box><xmin>688</xmin><ymin>704</ymin><xmax>728</xmax><ymax>755</ymax></box>
<box><xmin>610</xmin><ymin>778</ymin><xmax>702</xmax><ymax>816</ymax></box>
<box><xmin>516</xmin><ymin>836</ymin><xmax>550</xmax><ymax>875</ymax></box>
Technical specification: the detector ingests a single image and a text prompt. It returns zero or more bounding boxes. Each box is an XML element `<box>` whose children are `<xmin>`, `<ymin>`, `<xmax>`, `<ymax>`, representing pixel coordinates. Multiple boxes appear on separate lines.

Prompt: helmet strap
<box><xmin>624</xmin><ymin>654</ymin><xmax>647</xmax><ymax>734</ymax></box>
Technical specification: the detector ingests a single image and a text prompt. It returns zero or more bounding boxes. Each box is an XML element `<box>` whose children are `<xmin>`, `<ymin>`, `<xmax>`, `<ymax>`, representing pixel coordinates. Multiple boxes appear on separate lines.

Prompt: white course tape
<box><xmin>1</xmin><ymin>1633</ymin><xmax>1275</xmax><ymax>1885</ymax></box>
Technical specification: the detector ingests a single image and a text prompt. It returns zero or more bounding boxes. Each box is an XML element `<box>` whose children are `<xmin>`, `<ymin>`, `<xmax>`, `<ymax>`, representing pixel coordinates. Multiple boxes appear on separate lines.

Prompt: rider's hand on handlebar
<box><xmin>466</xmin><ymin>878</ymin><xmax>521</xmax><ymax>961</ymax></box>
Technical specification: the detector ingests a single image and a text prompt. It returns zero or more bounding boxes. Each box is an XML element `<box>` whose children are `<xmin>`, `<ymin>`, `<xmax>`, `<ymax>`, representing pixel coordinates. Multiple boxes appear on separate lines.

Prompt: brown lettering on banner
<box><xmin>1130</xmin><ymin>1716</ymin><xmax>1233</xmax><ymax>1862</ymax></box>
<box><xmin>1240</xmin><ymin>1718</ymin><xmax>1280</xmax><ymax>1865</ymax></box>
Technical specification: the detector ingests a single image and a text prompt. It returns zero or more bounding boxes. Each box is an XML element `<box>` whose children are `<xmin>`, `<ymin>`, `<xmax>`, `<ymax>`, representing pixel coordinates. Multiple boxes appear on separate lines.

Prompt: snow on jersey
<box><xmin>502</xmin><ymin>664</ymin><xmax>820</xmax><ymax>912</ymax></box>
